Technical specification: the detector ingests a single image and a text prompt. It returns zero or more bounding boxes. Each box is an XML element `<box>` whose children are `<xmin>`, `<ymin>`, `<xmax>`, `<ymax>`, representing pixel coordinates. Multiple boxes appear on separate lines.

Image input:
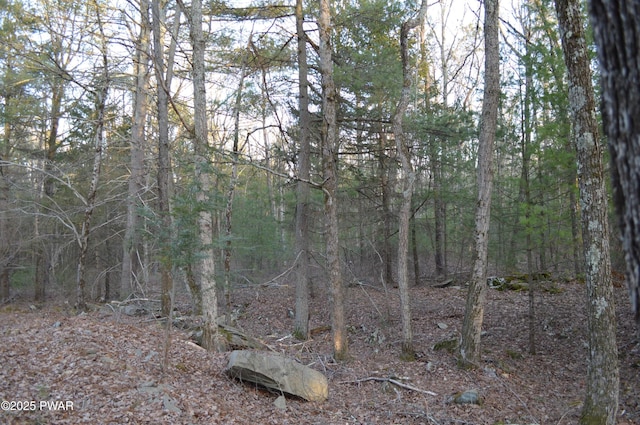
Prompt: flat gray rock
<box><xmin>454</xmin><ymin>389</ymin><xmax>481</xmax><ymax>405</ymax></box>
<box><xmin>225</xmin><ymin>350</ymin><xmax>328</xmax><ymax>402</ymax></box>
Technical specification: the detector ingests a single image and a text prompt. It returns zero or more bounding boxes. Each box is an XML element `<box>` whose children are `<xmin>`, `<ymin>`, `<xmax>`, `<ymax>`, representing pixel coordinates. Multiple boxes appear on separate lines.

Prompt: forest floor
<box><xmin>1</xmin><ymin>277</ymin><xmax>639</xmax><ymax>425</ymax></box>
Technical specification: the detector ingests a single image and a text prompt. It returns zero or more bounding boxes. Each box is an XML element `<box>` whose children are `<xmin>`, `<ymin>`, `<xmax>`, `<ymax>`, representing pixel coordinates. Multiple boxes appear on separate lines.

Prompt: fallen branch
<box><xmin>259</xmin><ymin>250</ymin><xmax>302</xmax><ymax>287</ymax></box>
<box><xmin>339</xmin><ymin>376</ymin><xmax>437</xmax><ymax>396</ymax></box>
<box><xmin>111</xmin><ymin>298</ymin><xmax>160</xmax><ymax>306</ymax></box>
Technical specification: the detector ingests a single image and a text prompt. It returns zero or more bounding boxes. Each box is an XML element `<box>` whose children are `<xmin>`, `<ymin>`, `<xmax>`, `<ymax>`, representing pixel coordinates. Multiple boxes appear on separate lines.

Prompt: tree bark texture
<box><xmin>589</xmin><ymin>0</ymin><xmax>640</xmax><ymax>332</ymax></box>
<box><xmin>151</xmin><ymin>0</ymin><xmax>175</xmax><ymax>317</ymax></box>
<box><xmin>186</xmin><ymin>0</ymin><xmax>221</xmax><ymax>351</ymax></box>
<box><xmin>557</xmin><ymin>0</ymin><xmax>620</xmax><ymax>422</ymax></box>
<box><xmin>392</xmin><ymin>0</ymin><xmax>429</xmax><ymax>361</ymax></box>
<box><xmin>294</xmin><ymin>0</ymin><xmax>312</xmax><ymax>340</ymax></box>
<box><xmin>319</xmin><ymin>0</ymin><xmax>347</xmax><ymax>361</ymax></box>
<box><xmin>121</xmin><ymin>0</ymin><xmax>150</xmax><ymax>299</ymax></box>
<box><xmin>378</xmin><ymin>131</ymin><xmax>393</xmax><ymax>286</ymax></box>
<box><xmin>459</xmin><ymin>0</ymin><xmax>500</xmax><ymax>368</ymax></box>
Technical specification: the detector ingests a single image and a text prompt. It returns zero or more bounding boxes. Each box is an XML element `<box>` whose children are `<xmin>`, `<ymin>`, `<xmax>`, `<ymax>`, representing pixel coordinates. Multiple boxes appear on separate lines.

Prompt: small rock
<box><xmin>162</xmin><ymin>395</ymin><xmax>182</xmax><ymax>414</ymax></box>
<box><xmin>454</xmin><ymin>389</ymin><xmax>481</xmax><ymax>405</ymax></box>
<box><xmin>52</xmin><ymin>321</ymin><xmax>61</xmax><ymax>328</ymax></box>
<box><xmin>122</xmin><ymin>305</ymin><xmax>146</xmax><ymax>316</ymax></box>
<box><xmin>437</xmin><ymin>322</ymin><xmax>448</xmax><ymax>330</ymax></box>
<box><xmin>274</xmin><ymin>395</ymin><xmax>287</xmax><ymax>410</ymax></box>
<box><xmin>483</xmin><ymin>367</ymin><xmax>497</xmax><ymax>378</ymax></box>
<box><xmin>143</xmin><ymin>351</ymin><xmax>158</xmax><ymax>362</ymax></box>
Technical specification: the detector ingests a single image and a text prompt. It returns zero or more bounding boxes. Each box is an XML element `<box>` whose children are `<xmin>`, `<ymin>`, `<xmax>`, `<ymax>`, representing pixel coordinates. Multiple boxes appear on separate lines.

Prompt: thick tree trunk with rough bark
<box><xmin>294</xmin><ymin>0</ymin><xmax>312</xmax><ymax>340</ymax></box>
<box><xmin>184</xmin><ymin>0</ymin><xmax>221</xmax><ymax>351</ymax></box>
<box><xmin>319</xmin><ymin>0</ymin><xmax>347</xmax><ymax>361</ymax></box>
<box><xmin>459</xmin><ymin>0</ymin><xmax>500</xmax><ymax>368</ymax></box>
<box><xmin>557</xmin><ymin>0</ymin><xmax>620</xmax><ymax>422</ymax></box>
<box><xmin>589</xmin><ymin>0</ymin><xmax>640</xmax><ymax>334</ymax></box>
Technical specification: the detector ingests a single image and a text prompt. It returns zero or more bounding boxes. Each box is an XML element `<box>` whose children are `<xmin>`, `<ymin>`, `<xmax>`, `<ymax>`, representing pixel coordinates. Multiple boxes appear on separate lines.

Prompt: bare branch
<box><xmin>340</xmin><ymin>377</ymin><xmax>437</xmax><ymax>396</ymax></box>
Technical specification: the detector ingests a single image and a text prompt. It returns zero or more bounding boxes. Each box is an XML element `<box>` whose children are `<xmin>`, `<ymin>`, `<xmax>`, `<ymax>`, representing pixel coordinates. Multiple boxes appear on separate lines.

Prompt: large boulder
<box><xmin>225</xmin><ymin>350</ymin><xmax>328</xmax><ymax>402</ymax></box>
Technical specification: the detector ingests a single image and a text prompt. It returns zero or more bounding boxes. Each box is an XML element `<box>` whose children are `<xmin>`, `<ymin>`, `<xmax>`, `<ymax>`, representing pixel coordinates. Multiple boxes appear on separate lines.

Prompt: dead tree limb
<box><xmin>340</xmin><ymin>377</ymin><xmax>437</xmax><ymax>396</ymax></box>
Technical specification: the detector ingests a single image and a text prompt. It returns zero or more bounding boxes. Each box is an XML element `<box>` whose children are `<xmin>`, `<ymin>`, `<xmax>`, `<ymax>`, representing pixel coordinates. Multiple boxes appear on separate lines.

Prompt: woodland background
<box><xmin>0</xmin><ymin>0</ymin><xmax>637</xmax><ymax>423</ymax></box>
<box><xmin>0</xmin><ymin>0</ymin><xmax>609</xmax><ymax>315</ymax></box>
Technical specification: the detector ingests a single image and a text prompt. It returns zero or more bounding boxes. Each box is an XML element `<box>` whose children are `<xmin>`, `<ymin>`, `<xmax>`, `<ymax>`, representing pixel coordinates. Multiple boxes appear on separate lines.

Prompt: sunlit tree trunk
<box><xmin>294</xmin><ymin>0</ymin><xmax>312</xmax><ymax>340</ymax></box>
<box><xmin>182</xmin><ymin>0</ymin><xmax>221</xmax><ymax>351</ymax></box>
<box><xmin>459</xmin><ymin>0</ymin><xmax>500</xmax><ymax>368</ymax></box>
<box><xmin>557</xmin><ymin>0</ymin><xmax>620</xmax><ymax>423</ymax></box>
<box><xmin>319</xmin><ymin>0</ymin><xmax>347</xmax><ymax>360</ymax></box>
<box><xmin>121</xmin><ymin>0</ymin><xmax>150</xmax><ymax>299</ymax></box>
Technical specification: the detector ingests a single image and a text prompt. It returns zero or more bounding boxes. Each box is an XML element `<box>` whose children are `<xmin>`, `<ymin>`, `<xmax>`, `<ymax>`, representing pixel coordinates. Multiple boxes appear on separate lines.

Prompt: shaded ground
<box><xmin>1</xmin><ymin>279</ymin><xmax>638</xmax><ymax>424</ymax></box>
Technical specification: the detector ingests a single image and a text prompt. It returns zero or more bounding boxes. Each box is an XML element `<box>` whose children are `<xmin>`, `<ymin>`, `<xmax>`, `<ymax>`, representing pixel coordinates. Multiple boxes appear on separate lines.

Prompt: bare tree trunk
<box><xmin>319</xmin><ymin>0</ymin><xmax>347</xmax><ymax>361</ymax></box>
<box><xmin>121</xmin><ymin>0</ymin><xmax>150</xmax><ymax>299</ymax></box>
<box><xmin>223</xmin><ymin>62</ymin><xmax>246</xmax><ymax>323</ymax></box>
<box><xmin>433</xmin><ymin>160</ymin><xmax>446</xmax><ymax>277</ymax></box>
<box><xmin>589</xmin><ymin>0</ymin><xmax>640</xmax><ymax>332</ymax></box>
<box><xmin>411</xmin><ymin>210</ymin><xmax>420</xmax><ymax>286</ymax></box>
<box><xmin>34</xmin><ymin>81</ymin><xmax>63</xmax><ymax>303</ymax></box>
<box><xmin>151</xmin><ymin>0</ymin><xmax>177</xmax><ymax>317</ymax></box>
<box><xmin>182</xmin><ymin>0</ymin><xmax>221</xmax><ymax>351</ymax></box>
<box><xmin>77</xmin><ymin>12</ymin><xmax>109</xmax><ymax>312</ymax></box>
<box><xmin>0</xmin><ymin>154</ymin><xmax>9</xmax><ymax>301</ymax></box>
<box><xmin>557</xmin><ymin>0</ymin><xmax>620</xmax><ymax>423</ymax></box>
<box><xmin>569</xmin><ymin>178</ymin><xmax>582</xmax><ymax>277</ymax></box>
<box><xmin>392</xmin><ymin>0</ymin><xmax>428</xmax><ymax>361</ymax></box>
<box><xmin>521</xmin><ymin>36</ymin><xmax>536</xmax><ymax>355</ymax></box>
<box><xmin>459</xmin><ymin>0</ymin><xmax>500</xmax><ymax>368</ymax></box>
<box><xmin>294</xmin><ymin>0</ymin><xmax>312</xmax><ymax>340</ymax></box>
<box><xmin>523</xmin><ymin>124</ymin><xmax>536</xmax><ymax>356</ymax></box>
<box><xmin>379</xmin><ymin>131</ymin><xmax>393</xmax><ymax>286</ymax></box>
<box><xmin>434</xmin><ymin>3</ymin><xmax>448</xmax><ymax>278</ymax></box>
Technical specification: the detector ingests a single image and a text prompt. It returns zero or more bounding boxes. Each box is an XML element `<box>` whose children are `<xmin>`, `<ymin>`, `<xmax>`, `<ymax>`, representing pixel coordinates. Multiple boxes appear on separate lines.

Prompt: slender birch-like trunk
<box><xmin>294</xmin><ymin>0</ymin><xmax>312</xmax><ymax>340</ymax></box>
<box><xmin>392</xmin><ymin>0</ymin><xmax>429</xmax><ymax>361</ymax></box>
<box><xmin>459</xmin><ymin>0</ymin><xmax>500</xmax><ymax>368</ymax></box>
